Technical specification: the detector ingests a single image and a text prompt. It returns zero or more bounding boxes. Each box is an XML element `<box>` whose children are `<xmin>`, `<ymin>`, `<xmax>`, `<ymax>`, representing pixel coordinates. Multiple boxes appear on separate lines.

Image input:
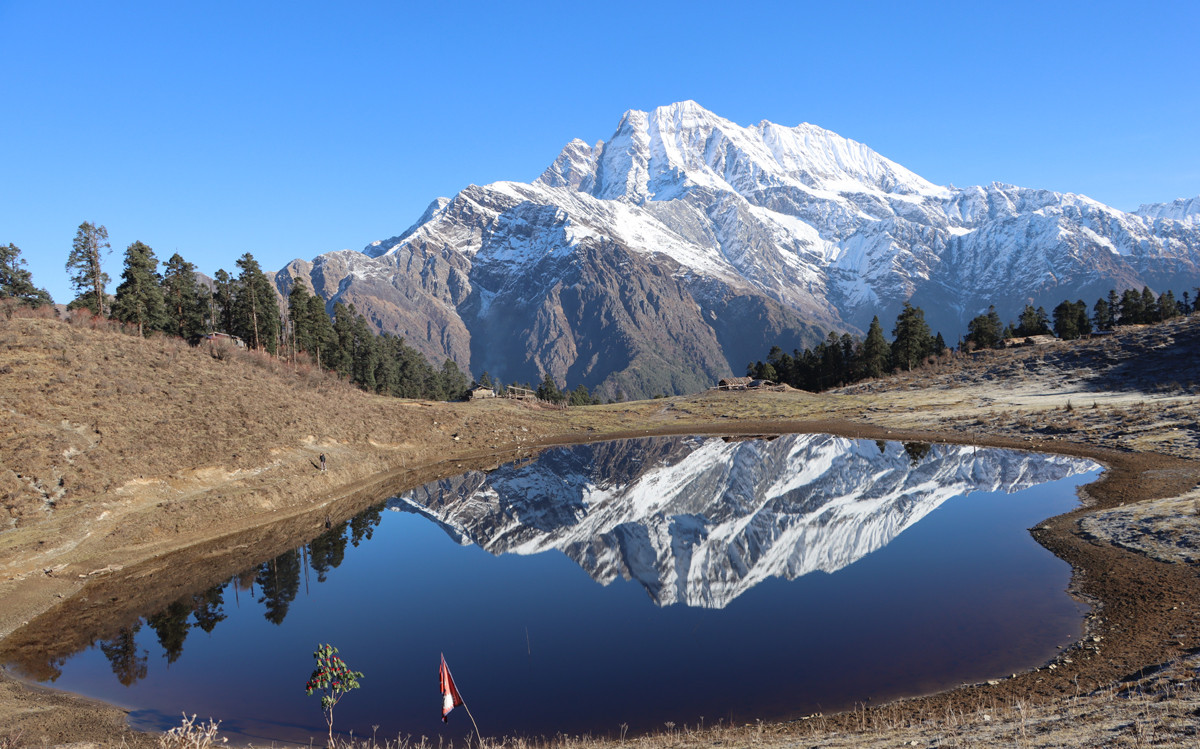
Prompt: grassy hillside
<box><xmin>0</xmin><ymin>309</ymin><xmax>554</xmax><ymax>529</ymax></box>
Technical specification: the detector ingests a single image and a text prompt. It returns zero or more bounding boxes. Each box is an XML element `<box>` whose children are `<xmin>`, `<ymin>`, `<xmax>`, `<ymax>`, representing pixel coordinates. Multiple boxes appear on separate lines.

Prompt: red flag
<box><xmin>440</xmin><ymin>653</ymin><xmax>463</xmax><ymax>723</ymax></box>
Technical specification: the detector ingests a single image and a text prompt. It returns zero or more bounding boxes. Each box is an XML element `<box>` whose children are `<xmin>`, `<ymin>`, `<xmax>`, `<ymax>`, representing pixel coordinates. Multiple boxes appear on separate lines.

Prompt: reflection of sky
<box><xmin>38</xmin><ymin>444</ymin><xmax>1098</xmax><ymax>745</ymax></box>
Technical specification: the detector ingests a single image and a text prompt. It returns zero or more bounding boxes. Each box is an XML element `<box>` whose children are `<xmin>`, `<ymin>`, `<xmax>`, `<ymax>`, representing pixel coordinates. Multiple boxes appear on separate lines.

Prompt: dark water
<box><xmin>7</xmin><ymin>435</ymin><xmax>1099</xmax><ymax>743</ymax></box>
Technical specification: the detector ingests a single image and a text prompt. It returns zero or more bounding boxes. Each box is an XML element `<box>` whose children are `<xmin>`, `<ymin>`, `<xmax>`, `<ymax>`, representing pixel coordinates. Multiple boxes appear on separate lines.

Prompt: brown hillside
<box><xmin>0</xmin><ymin>312</ymin><xmax>552</xmax><ymax>529</ymax></box>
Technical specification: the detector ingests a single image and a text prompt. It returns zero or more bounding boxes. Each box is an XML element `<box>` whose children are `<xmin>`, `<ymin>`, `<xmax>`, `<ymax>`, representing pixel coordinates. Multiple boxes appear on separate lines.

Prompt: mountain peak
<box><xmin>541</xmin><ymin>101</ymin><xmax>946</xmax><ymax>204</ymax></box>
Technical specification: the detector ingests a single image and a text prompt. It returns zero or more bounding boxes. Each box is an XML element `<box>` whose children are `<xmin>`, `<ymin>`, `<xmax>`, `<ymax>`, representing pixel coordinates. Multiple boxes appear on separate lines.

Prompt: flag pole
<box><xmin>461</xmin><ymin>700</ymin><xmax>483</xmax><ymax>747</ymax></box>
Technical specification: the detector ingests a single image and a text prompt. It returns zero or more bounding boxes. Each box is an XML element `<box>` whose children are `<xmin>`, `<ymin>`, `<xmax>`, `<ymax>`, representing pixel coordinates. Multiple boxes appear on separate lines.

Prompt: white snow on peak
<box><xmin>352</xmin><ymin>101</ymin><xmax>1200</xmax><ymax>336</ymax></box>
<box><xmin>1135</xmin><ymin>196</ymin><xmax>1200</xmax><ymax>225</ymax></box>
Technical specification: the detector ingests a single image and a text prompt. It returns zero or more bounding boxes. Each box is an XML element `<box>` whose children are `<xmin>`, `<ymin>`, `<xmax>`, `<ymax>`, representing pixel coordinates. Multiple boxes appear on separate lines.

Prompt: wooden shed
<box><xmin>468</xmin><ymin>384</ymin><xmax>496</xmax><ymax>400</ymax></box>
<box><xmin>717</xmin><ymin>376</ymin><xmax>753</xmax><ymax>391</ymax></box>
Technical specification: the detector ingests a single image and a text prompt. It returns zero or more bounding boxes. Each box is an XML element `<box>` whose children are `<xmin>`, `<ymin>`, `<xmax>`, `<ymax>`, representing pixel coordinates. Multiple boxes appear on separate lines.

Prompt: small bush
<box><xmin>158</xmin><ymin>713</ymin><xmax>226</xmax><ymax>749</ymax></box>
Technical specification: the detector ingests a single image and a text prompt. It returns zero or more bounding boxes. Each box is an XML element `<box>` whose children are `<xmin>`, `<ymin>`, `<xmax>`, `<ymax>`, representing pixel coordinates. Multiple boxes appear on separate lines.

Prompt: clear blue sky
<box><xmin>3</xmin><ymin>1</ymin><xmax>1198</xmax><ymax>305</ymax></box>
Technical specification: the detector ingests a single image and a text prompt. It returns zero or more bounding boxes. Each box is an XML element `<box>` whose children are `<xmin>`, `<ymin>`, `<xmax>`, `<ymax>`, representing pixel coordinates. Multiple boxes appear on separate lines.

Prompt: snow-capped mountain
<box><xmin>389</xmin><ymin>435</ymin><xmax>1097</xmax><ymax>609</ymax></box>
<box><xmin>275</xmin><ymin>101</ymin><xmax>1200</xmax><ymax>398</ymax></box>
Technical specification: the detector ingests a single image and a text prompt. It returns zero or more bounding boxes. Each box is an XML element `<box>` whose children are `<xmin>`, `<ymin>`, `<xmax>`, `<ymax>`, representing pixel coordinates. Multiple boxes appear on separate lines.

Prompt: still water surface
<box><xmin>14</xmin><ymin>435</ymin><xmax>1099</xmax><ymax>743</ymax></box>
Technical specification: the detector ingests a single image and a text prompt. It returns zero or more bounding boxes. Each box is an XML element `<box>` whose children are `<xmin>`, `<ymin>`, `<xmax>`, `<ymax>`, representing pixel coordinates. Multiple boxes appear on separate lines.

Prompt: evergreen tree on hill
<box><xmin>439</xmin><ymin>359</ymin><xmax>470</xmax><ymax>400</ymax></box>
<box><xmin>858</xmin><ymin>315</ymin><xmax>890</xmax><ymax>379</ymax></box>
<box><xmin>1092</xmin><ymin>297</ymin><xmax>1114</xmax><ymax>331</ymax></box>
<box><xmin>966</xmin><ymin>305</ymin><xmax>1003</xmax><ymax>350</ymax></box>
<box><xmin>1157</xmin><ymin>289</ymin><xmax>1179</xmax><ymax>321</ymax></box>
<box><xmin>350</xmin><ymin>312</ymin><xmax>379</xmax><ymax>392</ymax></box>
<box><xmin>233</xmin><ymin>253</ymin><xmax>280</xmax><ymax>353</ymax></box>
<box><xmin>1053</xmin><ymin>299</ymin><xmax>1091</xmax><ymax>340</ymax></box>
<box><xmin>305</xmin><ymin>293</ymin><xmax>336</xmax><ymax>369</ymax></box>
<box><xmin>329</xmin><ymin>302</ymin><xmax>355</xmax><ymax>378</ymax></box>
<box><xmin>1015</xmin><ymin>304</ymin><xmax>1051</xmax><ymax>337</ymax></box>
<box><xmin>112</xmin><ymin>241</ymin><xmax>168</xmax><ymax>337</ymax></box>
<box><xmin>536</xmin><ymin>372</ymin><xmax>564</xmax><ymax>403</ymax></box>
<box><xmin>212</xmin><ymin>269</ymin><xmax>236</xmax><ymax>335</ymax></box>
<box><xmin>0</xmin><ymin>243</ymin><xmax>53</xmax><ymax>307</ymax></box>
<box><xmin>287</xmin><ymin>277</ymin><xmax>318</xmax><ymax>356</ymax></box>
<box><xmin>891</xmin><ymin>303</ymin><xmax>934</xmax><ymax>371</ymax></box>
<box><xmin>1141</xmin><ymin>287</ymin><xmax>1159</xmax><ymax>323</ymax></box>
<box><xmin>66</xmin><ymin>221</ymin><xmax>111</xmax><ymax>315</ymax></box>
<box><xmin>1119</xmin><ymin>288</ymin><xmax>1144</xmax><ymax>325</ymax></box>
<box><xmin>161</xmin><ymin>253</ymin><xmax>207</xmax><ymax>340</ymax></box>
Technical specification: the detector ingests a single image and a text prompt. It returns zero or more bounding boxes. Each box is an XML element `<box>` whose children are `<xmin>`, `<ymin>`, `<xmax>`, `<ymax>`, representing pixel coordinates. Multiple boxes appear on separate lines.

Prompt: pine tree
<box><xmin>965</xmin><ymin>305</ymin><xmax>1003</xmax><ymax>350</ymax></box>
<box><xmin>161</xmin><ymin>253</ymin><xmax>207</xmax><ymax>340</ymax></box>
<box><xmin>213</xmin><ymin>269</ymin><xmax>236</xmax><ymax>335</ymax></box>
<box><xmin>288</xmin><ymin>277</ymin><xmax>315</xmax><ymax>355</ymax></box>
<box><xmin>0</xmin><ymin>243</ymin><xmax>53</xmax><ymax>307</ymax></box>
<box><xmin>66</xmin><ymin>221</ymin><xmax>111</xmax><ymax>315</ymax></box>
<box><xmin>306</xmin><ymin>293</ymin><xmax>336</xmax><ymax>369</ymax></box>
<box><xmin>1140</xmin><ymin>287</ymin><xmax>1159</xmax><ymax>323</ymax></box>
<box><xmin>1119</xmin><ymin>288</ymin><xmax>1144</xmax><ymax>325</ymax></box>
<box><xmin>329</xmin><ymin>302</ymin><xmax>356</xmax><ymax>378</ymax></box>
<box><xmin>1157</xmin><ymin>289</ymin><xmax>1180</xmax><ymax>320</ymax></box>
<box><xmin>112</xmin><ymin>241</ymin><xmax>168</xmax><ymax>337</ymax></box>
<box><xmin>1053</xmin><ymin>299</ymin><xmax>1091</xmax><ymax>340</ymax></box>
<box><xmin>1015</xmin><ymin>304</ymin><xmax>1051</xmax><ymax>337</ymax></box>
<box><xmin>858</xmin><ymin>315</ymin><xmax>890</xmax><ymax>379</ymax></box>
<box><xmin>568</xmin><ymin>383</ymin><xmax>598</xmax><ymax>406</ymax></box>
<box><xmin>891</xmin><ymin>303</ymin><xmax>933</xmax><ymax>371</ymax></box>
<box><xmin>1092</xmin><ymin>296</ymin><xmax>1114</xmax><ymax>331</ymax></box>
<box><xmin>439</xmin><ymin>359</ymin><xmax>470</xmax><ymax>400</ymax></box>
<box><xmin>536</xmin><ymin>372</ymin><xmax>564</xmax><ymax>403</ymax></box>
<box><xmin>233</xmin><ymin>253</ymin><xmax>280</xmax><ymax>353</ymax></box>
<box><xmin>350</xmin><ymin>312</ymin><xmax>379</xmax><ymax>391</ymax></box>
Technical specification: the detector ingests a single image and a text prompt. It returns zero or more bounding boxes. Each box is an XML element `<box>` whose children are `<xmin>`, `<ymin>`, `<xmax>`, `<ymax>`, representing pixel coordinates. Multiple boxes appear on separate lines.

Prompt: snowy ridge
<box><xmin>364</xmin><ymin>101</ymin><xmax>1200</xmax><ymax>334</ymax></box>
<box><xmin>275</xmin><ymin>101</ymin><xmax>1200</xmax><ymax>399</ymax></box>
<box><xmin>389</xmin><ymin>435</ymin><xmax>1097</xmax><ymax>609</ymax></box>
<box><xmin>1135</xmin><ymin>196</ymin><xmax>1200</xmax><ymax>226</ymax></box>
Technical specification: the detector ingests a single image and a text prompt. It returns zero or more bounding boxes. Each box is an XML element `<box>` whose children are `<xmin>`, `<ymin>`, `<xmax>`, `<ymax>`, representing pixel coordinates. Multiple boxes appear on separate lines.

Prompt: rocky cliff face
<box><xmin>273</xmin><ymin>101</ymin><xmax>1200</xmax><ymax>398</ymax></box>
<box><xmin>390</xmin><ymin>435</ymin><xmax>1098</xmax><ymax>609</ymax></box>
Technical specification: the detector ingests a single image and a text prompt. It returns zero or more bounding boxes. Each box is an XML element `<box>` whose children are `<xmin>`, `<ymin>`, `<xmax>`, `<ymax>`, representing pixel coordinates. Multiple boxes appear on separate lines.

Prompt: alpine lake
<box><xmin>1</xmin><ymin>434</ymin><xmax>1102</xmax><ymax>744</ymax></box>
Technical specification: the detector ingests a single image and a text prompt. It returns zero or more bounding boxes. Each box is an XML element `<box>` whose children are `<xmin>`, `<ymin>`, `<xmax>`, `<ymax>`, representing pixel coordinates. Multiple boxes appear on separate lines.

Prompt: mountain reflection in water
<box><xmin>393</xmin><ymin>434</ymin><xmax>1097</xmax><ymax>608</ymax></box>
<box><xmin>3</xmin><ymin>434</ymin><xmax>1101</xmax><ymax>741</ymax></box>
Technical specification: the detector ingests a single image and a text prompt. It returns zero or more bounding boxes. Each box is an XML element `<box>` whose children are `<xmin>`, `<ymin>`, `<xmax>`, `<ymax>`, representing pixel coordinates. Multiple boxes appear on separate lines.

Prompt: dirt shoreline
<box><xmin>3</xmin><ymin>413</ymin><xmax>1198</xmax><ymax>746</ymax></box>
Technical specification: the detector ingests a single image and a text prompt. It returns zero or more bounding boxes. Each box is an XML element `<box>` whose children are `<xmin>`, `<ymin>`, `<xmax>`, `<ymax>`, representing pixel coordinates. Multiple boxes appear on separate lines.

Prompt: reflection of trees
<box><xmin>349</xmin><ymin>503</ymin><xmax>384</xmax><ymax>546</ymax></box>
<box><xmin>903</xmin><ymin>441</ymin><xmax>933</xmax><ymax>465</ymax></box>
<box><xmin>308</xmin><ymin>524</ymin><xmax>349</xmax><ymax>583</ymax></box>
<box><xmin>99</xmin><ymin>624</ymin><xmax>149</xmax><ymax>686</ymax></box>
<box><xmin>146</xmin><ymin>584</ymin><xmax>228</xmax><ymax>664</ymax></box>
<box><xmin>256</xmin><ymin>549</ymin><xmax>302</xmax><ymax>625</ymax></box>
<box><xmin>191</xmin><ymin>584</ymin><xmax>227</xmax><ymax>633</ymax></box>
<box><xmin>148</xmin><ymin>600</ymin><xmax>192</xmax><ymax>664</ymax></box>
<box><xmin>307</xmin><ymin>503</ymin><xmax>384</xmax><ymax>581</ymax></box>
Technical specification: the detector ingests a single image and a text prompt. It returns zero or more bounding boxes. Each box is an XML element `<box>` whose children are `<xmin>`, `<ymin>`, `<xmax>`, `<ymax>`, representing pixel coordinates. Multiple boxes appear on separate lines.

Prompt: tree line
<box><xmin>963</xmin><ymin>286</ymin><xmax>1194</xmax><ymax>349</ymax></box>
<box><xmin>751</xmin><ymin>286</ymin><xmax>1199</xmax><ymax>393</ymax></box>
<box><xmin>2</xmin><ymin>222</ymin><xmax>473</xmax><ymax>401</ymax></box>
<box><xmin>748</xmin><ymin>303</ymin><xmax>947</xmax><ymax>391</ymax></box>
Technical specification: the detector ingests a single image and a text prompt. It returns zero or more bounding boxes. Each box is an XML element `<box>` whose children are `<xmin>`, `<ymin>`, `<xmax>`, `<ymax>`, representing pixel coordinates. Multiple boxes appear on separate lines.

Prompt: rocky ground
<box><xmin>2</xmin><ymin>310</ymin><xmax>1199</xmax><ymax>747</ymax></box>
